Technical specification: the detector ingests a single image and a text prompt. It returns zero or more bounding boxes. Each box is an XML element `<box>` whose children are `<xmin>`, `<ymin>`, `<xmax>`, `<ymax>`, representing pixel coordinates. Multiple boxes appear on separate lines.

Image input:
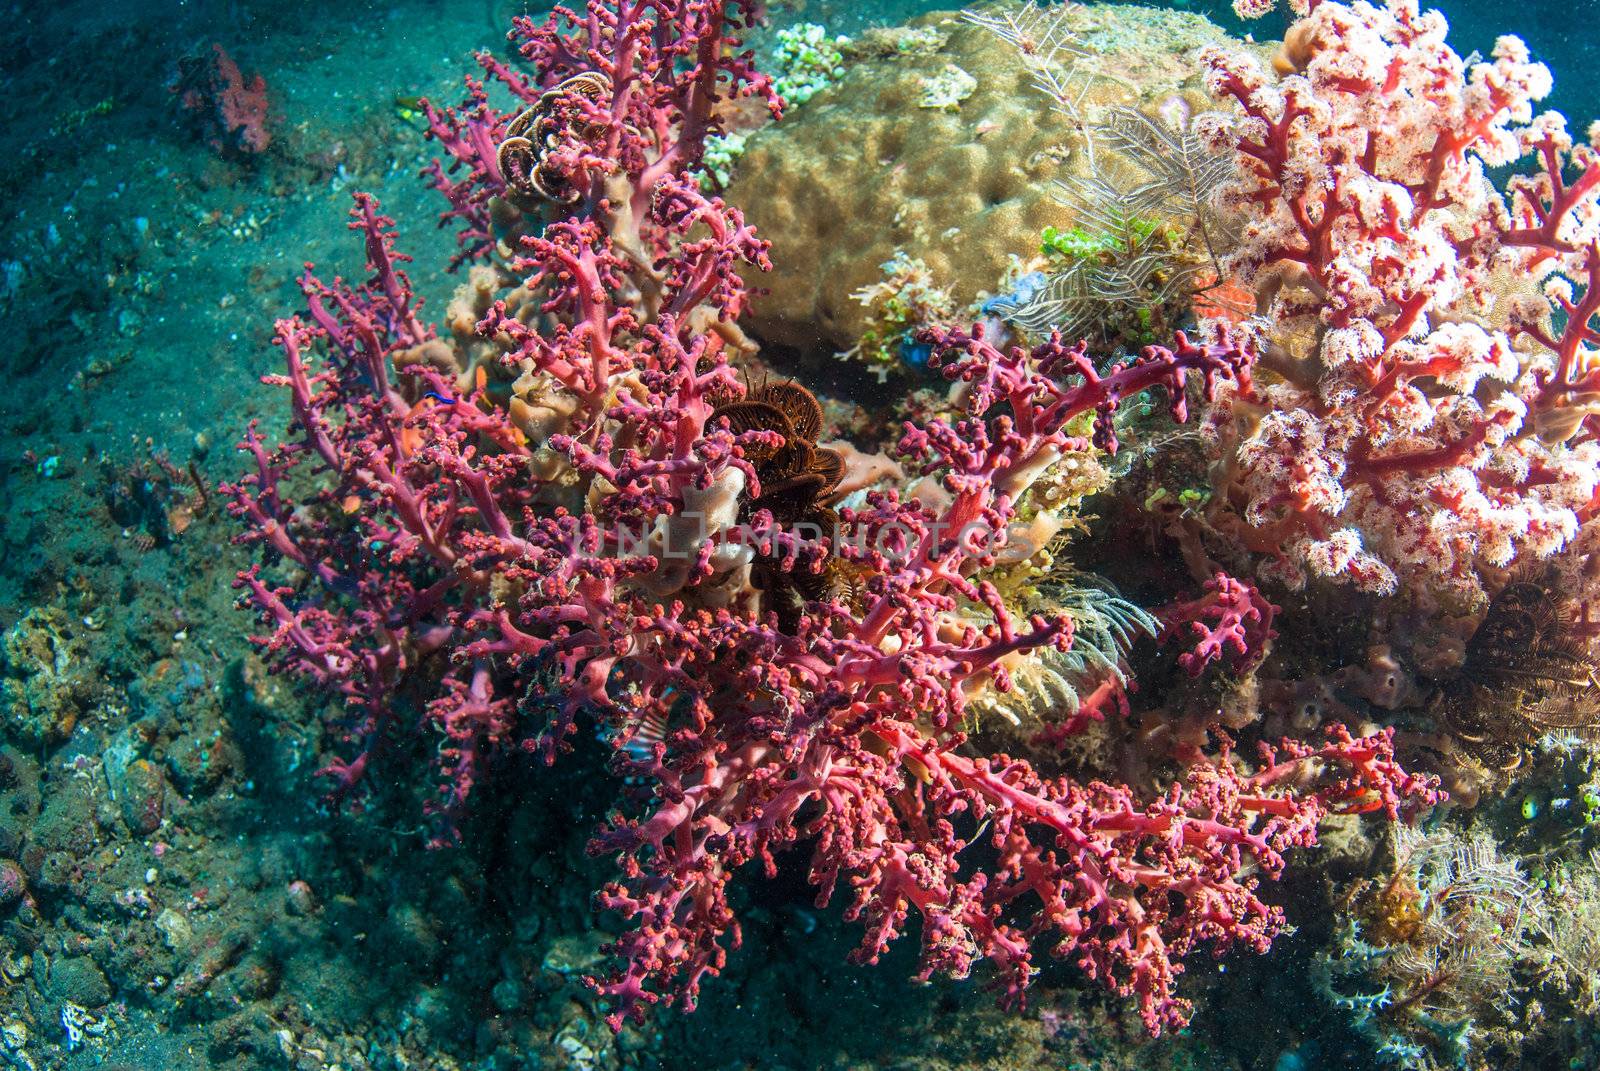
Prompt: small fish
<box><xmin>981</xmin><ymin>271</ymin><xmax>1049</xmax><ymax>316</ymax></box>
<box><xmin>898</xmin><ymin>336</ymin><xmax>933</xmax><ymax>368</ymax></box>
<box><xmin>423</xmin><ymin>390</ymin><xmax>456</xmax><ymax>405</ymax></box>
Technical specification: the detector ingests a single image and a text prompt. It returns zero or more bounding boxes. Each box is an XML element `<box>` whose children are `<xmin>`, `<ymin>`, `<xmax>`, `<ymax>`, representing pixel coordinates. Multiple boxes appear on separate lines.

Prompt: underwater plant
<box><xmin>987</xmin><ymin>194</ymin><xmax>1190</xmax><ymax>346</ymax></box>
<box><xmin>964</xmin><ymin>1</ymin><xmax>1101</xmax><ymax>168</ymax></box>
<box><xmin>1092</xmin><ymin>104</ymin><xmax>1237</xmax><ymax>267</ymax></box>
<box><xmin>964</xmin><ymin>570</ymin><xmax>1158</xmax><ymax>729</ymax></box>
<box><xmin>972</xmin><ymin>31</ymin><xmax>1240</xmax><ymax>348</ymax></box>
<box><xmin>225</xmin><ymin>0</ymin><xmax>1443</xmax><ymax>1042</ymax></box>
<box><xmin>1433</xmin><ymin>572</ymin><xmax>1600</xmax><ymax>785</ymax></box>
<box><xmin>1532</xmin><ymin>848</ymin><xmax>1600</xmax><ymax>1017</ymax></box>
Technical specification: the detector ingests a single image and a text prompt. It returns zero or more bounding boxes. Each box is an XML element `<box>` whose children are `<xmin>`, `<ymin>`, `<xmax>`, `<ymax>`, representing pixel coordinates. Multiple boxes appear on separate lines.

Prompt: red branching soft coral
<box><xmin>1159</xmin><ymin>572</ymin><xmax>1279</xmax><ymax>676</ymax></box>
<box><xmin>420</xmin><ymin>0</ymin><xmax>777</xmax><ymax>265</ymax></box>
<box><xmin>225</xmin><ymin>0</ymin><xmax>1440</xmax><ymax>1039</ymax></box>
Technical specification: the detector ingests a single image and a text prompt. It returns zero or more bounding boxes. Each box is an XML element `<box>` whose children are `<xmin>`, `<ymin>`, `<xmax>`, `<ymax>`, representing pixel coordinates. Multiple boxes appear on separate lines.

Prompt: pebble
<box><xmin>285</xmin><ymin>879</ymin><xmax>317</xmax><ymax>916</ymax></box>
<box><xmin>111</xmin><ymin>759</ymin><xmax>167</xmax><ymax>835</ymax></box>
<box><xmin>491</xmin><ymin>977</ymin><xmax>524</xmax><ymax>1013</ymax></box>
<box><xmin>155</xmin><ymin>907</ymin><xmax>194</xmax><ymax>952</ymax></box>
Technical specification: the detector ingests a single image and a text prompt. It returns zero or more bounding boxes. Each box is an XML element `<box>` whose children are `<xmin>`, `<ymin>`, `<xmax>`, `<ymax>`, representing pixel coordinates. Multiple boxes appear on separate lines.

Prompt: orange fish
<box><xmin>1192</xmin><ymin>271</ymin><xmax>1256</xmax><ymax>324</ymax></box>
<box><xmin>399</xmin><ymin>396</ymin><xmax>435</xmax><ymax>457</ymax></box>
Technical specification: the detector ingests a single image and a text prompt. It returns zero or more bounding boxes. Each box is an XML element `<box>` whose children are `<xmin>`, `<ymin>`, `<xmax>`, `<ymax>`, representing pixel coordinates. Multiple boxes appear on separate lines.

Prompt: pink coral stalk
<box><xmin>1158</xmin><ymin>572</ymin><xmax>1279</xmax><ymax>676</ymax></box>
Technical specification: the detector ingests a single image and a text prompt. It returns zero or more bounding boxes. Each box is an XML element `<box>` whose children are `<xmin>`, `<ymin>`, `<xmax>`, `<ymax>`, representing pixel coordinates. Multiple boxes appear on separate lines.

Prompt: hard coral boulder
<box><xmin>726</xmin><ymin>2</ymin><xmax>1241</xmax><ymax>351</ymax></box>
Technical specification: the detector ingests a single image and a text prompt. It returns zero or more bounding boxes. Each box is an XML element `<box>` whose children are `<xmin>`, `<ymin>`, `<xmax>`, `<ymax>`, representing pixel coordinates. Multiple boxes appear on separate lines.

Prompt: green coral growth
<box><xmin>1040</xmin><ymin>224</ymin><xmax>1121</xmax><ymax>262</ymax></box>
<box><xmin>995</xmin><ymin>212</ymin><xmax>1187</xmax><ymax>348</ymax></box>
<box><xmin>699</xmin><ymin>130</ymin><xmax>750</xmax><ymax>190</ymax></box>
<box><xmin>772</xmin><ymin>23</ymin><xmax>849</xmax><ymax>107</ymax></box>
<box><xmin>1039</xmin><ymin>219</ymin><xmax>1166</xmax><ymax>263</ymax></box>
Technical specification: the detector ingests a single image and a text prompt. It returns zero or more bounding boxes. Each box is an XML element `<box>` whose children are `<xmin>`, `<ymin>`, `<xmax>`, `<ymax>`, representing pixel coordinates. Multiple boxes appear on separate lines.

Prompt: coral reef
<box><xmin>1157</xmin><ymin>571</ymin><xmax>1278</xmax><ymax>678</ymax></box>
<box><xmin>1318</xmin><ymin>807</ymin><xmax>1600</xmax><ymax>1068</ymax></box>
<box><xmin>224</xmin><ymin>0</ymin><xmax>1442</xmax><ymax>1042</ymax></box>
<box><xmin>1434</xmin><ymin>571</ymin><xmax>1600</xmax><ymax>783</ymax></box>
<box><xmin>169</xmin><ymin>44</ymin><xmax>271</xmax><ymax>157</ymax></box>
<box><xmin>1196</xmin><ymin>0</ymin><xmax>1600</xmax><ymax>602</ymax></box>
<box><xmin>18</xmin><ymin>0</ymin><xmax>1600</xmax><ymax>1066</ymax></box>
<box><xmin>964</xmin><ymin>572</ymin><xmax>1156</xmax><ymax>729</ymax></box>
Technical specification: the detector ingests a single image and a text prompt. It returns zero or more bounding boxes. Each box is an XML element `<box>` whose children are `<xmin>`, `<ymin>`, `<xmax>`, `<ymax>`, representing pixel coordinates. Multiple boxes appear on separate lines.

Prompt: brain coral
<box><xmin>727</xmin><ymin>2</ymin><xmax>1244</xmax><ymax>351</ymax></box>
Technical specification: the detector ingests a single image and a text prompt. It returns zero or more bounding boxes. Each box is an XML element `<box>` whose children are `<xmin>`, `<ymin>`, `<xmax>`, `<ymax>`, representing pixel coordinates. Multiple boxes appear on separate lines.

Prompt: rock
<box><xmin>0</xmin><ymin>607</ymin><xmax>101</xmax><ymax>746</ymax></box>
<box><xmin>112</xmin><ymin>759</ymin><xmax>168</xmax><ymax>835</ymax></box>
<box><xmin>164</xmin><ymin>728</ymin><xmax>238</xmax><ymax>795</ymax></box>
<box><xmin>491</xmin><ymin>976</ymin><xmax>524</xmax><ymax>1013</ymax></box>
<box><xmin>104</xmin><ymin>725</ymin><xmax>175</xmax><ymax>835</ymax></box>
<box><xmin>32</xmin><ymin>850</ymin><xmax>79</xmax><ymax>895</ymax></box>
<box><xmin>35</xmin><ymin>953</ymin><xmax>112</xmax><ymax>1008</ymax></box>
<box><xmin>381</xmin><ymin>902</ymin><xmax>443</xmax><ymax>974</ymax></box>
<box><xmin>540</xmin><ymin>932</ymin><xmax>607</xmax><ymax>980</ymax></box>
<box><xmin>284</xmin><ymin>879</ymin><xmax>316</xmax><ymax>917</ymax></box>
<box><xmin>170</xmin><ymin>928</ymin><xmax>248</xmax><ymax>1001</ymax></box>
<box><xmin>155</xmin><ymin>907</ymin><xmax>195</xmax><ymax>952</ymax></box>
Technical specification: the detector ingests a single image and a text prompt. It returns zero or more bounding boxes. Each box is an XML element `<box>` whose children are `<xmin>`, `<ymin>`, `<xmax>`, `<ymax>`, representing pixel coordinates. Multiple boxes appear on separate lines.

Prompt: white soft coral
<box><xmin>1201</xmin><ymin>0</ymin><xmax>1597</xmax><ymax>601</ymax></box>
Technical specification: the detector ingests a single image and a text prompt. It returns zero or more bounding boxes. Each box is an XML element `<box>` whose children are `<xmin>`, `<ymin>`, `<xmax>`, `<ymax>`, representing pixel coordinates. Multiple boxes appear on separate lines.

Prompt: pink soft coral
<box><xmin>226</xmin><ymin>0</ymin><xmax>1440</xmax><ymax>1040</ymax></box>
<box><xmin>1200</xmin><ymin>0</ymin><xmax>1600</xmax><ymax>602</ymax></box>
<box><xmin>420</xmin><ymin>0</ymin><xmax>777</xmax><ymax>265</ymax></box>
